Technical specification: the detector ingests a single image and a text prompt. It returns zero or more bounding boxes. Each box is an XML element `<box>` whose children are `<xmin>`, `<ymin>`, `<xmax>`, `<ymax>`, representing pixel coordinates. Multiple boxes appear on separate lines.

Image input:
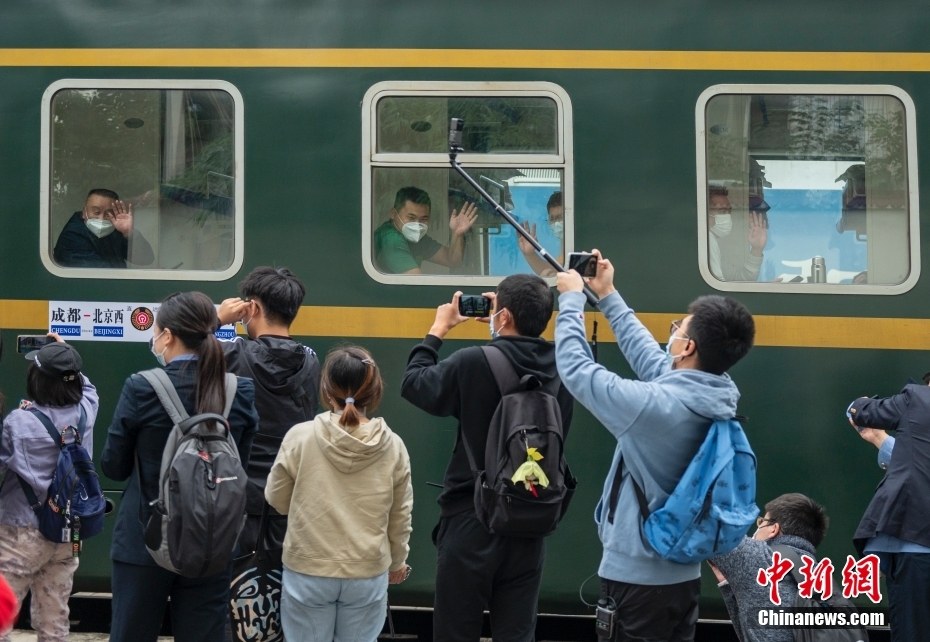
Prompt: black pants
<box><xmin>110</xmin><ymin>559</ymin><xmax>234</xmax><ymax>642</ymax></box>
<box><xmin>886</xmin><ymin>553</ymin><xmax>930</xmax><ymax>642</ymax></box>
<box><xmin>433</xmin><ymin>511</ymin><xmax>546</xmax><ymax>642</ymax></box>
<box><xmin>599</xmin><ymin>576</ymin><xmax>701</xmax><ymax>642</ymax></box>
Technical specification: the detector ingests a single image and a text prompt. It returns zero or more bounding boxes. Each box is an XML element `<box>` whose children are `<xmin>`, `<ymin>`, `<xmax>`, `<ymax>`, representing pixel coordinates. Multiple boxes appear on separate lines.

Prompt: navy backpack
<box><xmin>17</xmin><ymin>405</ymin><xmax>107</xmax><ymax>555</ymax></box>
<box><xmin>610</xmin><ymin>417</ymin><xmax>759</xmax><ymax>563</ymax></box>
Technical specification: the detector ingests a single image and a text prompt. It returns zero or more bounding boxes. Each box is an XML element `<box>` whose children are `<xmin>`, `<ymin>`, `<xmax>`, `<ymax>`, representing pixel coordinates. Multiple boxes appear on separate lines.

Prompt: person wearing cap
<box><xmin>707</xmin><ymin>159</ymin><xmax>770</xmax><ymax>282</ymax></box>
<box><xmin>0</xmin><ymin>334</ymin><xmax>99</xmax><ymax>642</ymax></box>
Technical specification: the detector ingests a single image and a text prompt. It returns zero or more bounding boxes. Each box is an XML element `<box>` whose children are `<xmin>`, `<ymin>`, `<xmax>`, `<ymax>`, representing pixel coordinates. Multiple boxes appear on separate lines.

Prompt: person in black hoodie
<box><xmin>401</xmin><ymin>274</ymin><xmax>574</xmax><ymax>642</ymax></box>
<box><xmin>216</xmin><ymin>267</ymin><xmax>321</xmax><ymax>552</ymax></box>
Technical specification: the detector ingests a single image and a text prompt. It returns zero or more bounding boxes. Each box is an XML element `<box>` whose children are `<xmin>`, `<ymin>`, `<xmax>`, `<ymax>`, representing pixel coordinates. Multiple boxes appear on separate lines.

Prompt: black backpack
<box><xmin>770</xmin><ymin>545</ymin><xmax>870</xmax><ymax>642</ymax></box>
<box><xmin>139</xmin><ymin>369</ymin><xmax>248</xmax><ymax>578</ymax></box>
<box><xmin>461</xmin><ymin>346</ymin><xmax>576</xmax><ymax>538</ymax></box>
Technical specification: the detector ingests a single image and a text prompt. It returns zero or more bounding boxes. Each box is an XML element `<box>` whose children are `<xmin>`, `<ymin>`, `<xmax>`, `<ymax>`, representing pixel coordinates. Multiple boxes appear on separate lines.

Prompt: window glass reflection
<box><xmin>377</xmin><ymin>97</ymin><xmax>558</xmax><ymax>154</ymax></box>
<box><xmin>705</xmin><ymin>94</ymin><xmax>909</xmax><ymax>285</ymax></box>
<box><xmin>371</xmin><ymin>167</ymin><xmax>563</xmax><ymax>276</ymax></box>
<box><xmin>50</xmin><ymin>89</ymin><xmax>236</xmax><ymax>271</ymax></box>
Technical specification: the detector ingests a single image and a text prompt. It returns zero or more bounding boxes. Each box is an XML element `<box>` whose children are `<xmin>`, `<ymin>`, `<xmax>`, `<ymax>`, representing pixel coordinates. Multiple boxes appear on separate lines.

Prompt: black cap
<box><xmin>24</xmin><ymin>342</ymin><xmax>83</xmax><ymax>380</ymax></box>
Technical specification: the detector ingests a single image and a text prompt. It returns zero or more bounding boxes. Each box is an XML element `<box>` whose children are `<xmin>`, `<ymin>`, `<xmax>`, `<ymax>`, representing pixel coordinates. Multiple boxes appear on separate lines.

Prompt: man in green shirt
<box><xmin>374</xmin><ymin>186</ymin><xmax>478</xmax><ymax>274</ymax></box>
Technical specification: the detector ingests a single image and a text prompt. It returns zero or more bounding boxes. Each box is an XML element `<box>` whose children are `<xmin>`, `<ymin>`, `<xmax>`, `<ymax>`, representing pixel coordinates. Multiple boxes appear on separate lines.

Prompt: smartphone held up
<box><xmin>458</xmin><ymin>295</ymin><xmax>492</xmax><ymax>317</ymax></box>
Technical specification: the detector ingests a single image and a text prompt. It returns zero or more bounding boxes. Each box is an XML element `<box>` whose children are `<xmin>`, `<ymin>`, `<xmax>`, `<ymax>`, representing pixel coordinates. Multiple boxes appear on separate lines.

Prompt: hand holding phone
<box><xmin>458</xmin><ymin>294</ymin><xmax>492</xmax><ymax>317</ymax></box>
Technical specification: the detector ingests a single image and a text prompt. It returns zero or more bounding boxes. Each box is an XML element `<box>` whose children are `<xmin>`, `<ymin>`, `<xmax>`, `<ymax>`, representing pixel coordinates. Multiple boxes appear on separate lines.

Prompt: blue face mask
<box><xmin>149</xmin><ymin>330</ymin><xmax>168</xmax><ymax>367</ymax></box>
<box><xmin>489</xmin><ymin>310</ymin><xmax>504</xmax><ymax>339</ymax></box>
<box><xmin>665</xmin><ymin>333</ymin><xmax>689</xmax><ymax>368</ymax></box>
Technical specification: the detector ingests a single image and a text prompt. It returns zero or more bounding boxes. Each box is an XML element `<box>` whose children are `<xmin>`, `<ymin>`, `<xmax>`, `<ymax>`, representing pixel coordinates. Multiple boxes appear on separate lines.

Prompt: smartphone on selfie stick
<box><xmin>448</xmin><ymin>118</ymin><xmax>600</xmax><ymax>308</ymax></box>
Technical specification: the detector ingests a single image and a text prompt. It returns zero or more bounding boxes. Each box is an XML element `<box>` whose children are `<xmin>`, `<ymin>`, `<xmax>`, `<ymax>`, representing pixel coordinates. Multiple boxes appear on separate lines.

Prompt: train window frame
<box><xmin>361</xmin><ymin>81</ymin><xmax>574</xmax><ymax>286</ymax></box>
<box><xmin>39</xmin><ymin>78</ymin><xmax>245</xmax><ymax>281</ymax></box>
<box><xmin>695</xmin><ymin>84</ymin><xmax>920</xmax><ymax>295</ymax></box>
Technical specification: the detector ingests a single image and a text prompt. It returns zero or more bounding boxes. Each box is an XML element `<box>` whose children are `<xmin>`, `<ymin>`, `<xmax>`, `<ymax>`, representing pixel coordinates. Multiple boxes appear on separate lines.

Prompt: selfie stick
<box><xmin>448</xmin><ymin>118</ymin><xmax>599</xmax><ymax>307</ymax></box>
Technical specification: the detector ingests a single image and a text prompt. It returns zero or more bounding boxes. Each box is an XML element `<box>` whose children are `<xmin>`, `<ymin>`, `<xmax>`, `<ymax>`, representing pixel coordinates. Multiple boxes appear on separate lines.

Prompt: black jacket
<box><xmin>101</xmin><ymin>359</ymin><xmax>259</xmax><ymax>566</ymax></box>
<box><xmin>849</xmin><ymin>383</ymin><xmax>930</xmax><ymax>553</ymax></box>
<box><xmin>53</xmin><ymin>211</ymin><xmax>154</xmax><ymax>268</ymax></box>
<box><xmin>402</xmin><ymin>334</ymin><xmax>574</xmax><ymax>517</ymax></box>
<box><xmin>221</xmin><ymin>335</ymin><xmax>320</xmax><ymax>514</ymax></box>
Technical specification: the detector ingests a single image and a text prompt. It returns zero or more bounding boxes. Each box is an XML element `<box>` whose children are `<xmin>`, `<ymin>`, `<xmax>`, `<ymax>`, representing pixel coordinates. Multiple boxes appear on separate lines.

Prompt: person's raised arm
<box><xmin>585</xmin><ymin>249</ymin><xmax>669</xmax><ymax>382</ymax></box>
<box><xmin>517</xmin><ymin>222</ymin><xmax>558</xmax><ymax>277</ymax></box>
<box><xmin>425</xmin><ymin>203</ymin><xmax>478</xmax><ymax>268</ymax></box>
<box><xmin>555</xmin><ymin>273</ymin><xmax>649</xmax><ymax>438</ymax></box>
<box><xmin>400</xmin><ymin>292</ymin><xmax>468</xmax><ymax>417</ymax></box>
<box><xmin>847</xmin><ymin>393</ymin><xmax>906</xmax><ymax>433</ymax></box>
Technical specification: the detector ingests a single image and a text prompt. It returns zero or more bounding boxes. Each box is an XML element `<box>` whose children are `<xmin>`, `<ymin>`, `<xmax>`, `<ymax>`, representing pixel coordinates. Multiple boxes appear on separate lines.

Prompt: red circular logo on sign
<box><xmin>131</xmin><ymin>307</ymin><xmax>154</xmax><ymax>331</ymax></box>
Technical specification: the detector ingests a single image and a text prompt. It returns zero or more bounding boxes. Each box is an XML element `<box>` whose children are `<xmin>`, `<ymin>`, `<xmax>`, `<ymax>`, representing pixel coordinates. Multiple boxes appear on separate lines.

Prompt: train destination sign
<box><xmin>48</xmin><ymin>301</ymin><xmax>237</xmax><ymax>342</ymax></box>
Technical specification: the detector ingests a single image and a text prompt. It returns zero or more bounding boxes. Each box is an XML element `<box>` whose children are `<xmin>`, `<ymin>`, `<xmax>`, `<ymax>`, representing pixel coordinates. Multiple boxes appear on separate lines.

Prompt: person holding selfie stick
<box><xmin>555</xmin><ymin>250</ymin><xmax>755</xmax><ymax>642</ymax></box>
<box><xmin>401</xmin><ymin>274</ymin><xmax>575</xmax><ymax>642</ymax></box>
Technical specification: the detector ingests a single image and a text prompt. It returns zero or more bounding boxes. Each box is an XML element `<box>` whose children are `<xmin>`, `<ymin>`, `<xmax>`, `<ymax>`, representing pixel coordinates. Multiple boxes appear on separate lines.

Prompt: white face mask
<box><xmin>86</xmin><ymin>218</ymin><xmax>115</xmax><ymax>238</ymax></box>
<box><xmin>401</xmin><ymin>222</ymin><xmax>428</xmax><ymax>243</ymax></box>
<box><xmin>489</xmin><ymin>310</ymin><xmax>504</xmax><ymax>339</ymax></box>
<box><xmin>710</xmin><ymin>214</ymin><xmax>732</xmax><ymax>239</ymax></box>
<box><xmin>550</xmin><ymin>220</ymin><xmax>564</xmax><ymax>240</ymax></box>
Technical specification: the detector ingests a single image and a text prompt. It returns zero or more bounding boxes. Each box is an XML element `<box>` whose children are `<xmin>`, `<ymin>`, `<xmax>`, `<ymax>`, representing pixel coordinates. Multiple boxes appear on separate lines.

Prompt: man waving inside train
<box><xmin>374</xmin><ymin>186</ymin><xmax>478</xmax><ymax>274</ymax></box>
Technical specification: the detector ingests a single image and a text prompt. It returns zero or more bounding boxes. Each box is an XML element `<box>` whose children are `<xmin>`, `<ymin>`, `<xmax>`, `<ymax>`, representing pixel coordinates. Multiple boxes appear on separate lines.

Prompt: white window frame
<box><xmin>40</xmin><ymin>78</ymin><xmax>245</xmax><ymax>281</ymax></box>
<box><xmin>361</xmin><ymin>81</ymin><xmax>573</xmax><ymax>286</ymax></box>
<box><xmin>695</xmin><ymin>84</ymin><xmax>920</xmax><ymax>295</ymax></box>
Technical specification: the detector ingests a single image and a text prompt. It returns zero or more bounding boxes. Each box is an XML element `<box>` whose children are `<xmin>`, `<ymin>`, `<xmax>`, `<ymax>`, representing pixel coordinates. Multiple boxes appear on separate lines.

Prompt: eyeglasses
<box><xmin>670</xmin><ymin>319</ymin><xmax>682</xmax><ymax>336</ymax></box>
<box><xmin>756</xmin><ymin>516</ymin><xmax>776</xmax><ymax>528</ymax></box>
<box><xmin>710</xmin><ymin>206</ymin><xmax>733</xmax><ymax>214</ymax></box>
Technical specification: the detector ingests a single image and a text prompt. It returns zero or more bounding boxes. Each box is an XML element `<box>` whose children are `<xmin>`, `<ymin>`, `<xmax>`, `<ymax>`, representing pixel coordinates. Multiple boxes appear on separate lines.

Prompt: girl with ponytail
<box><xmin>266</xmin><ymin>345</ymin><xmax>413</xmax><ymax>641</ymax></box>
<box><xmin>101</xmin><ymin>291</ymin><xmax>259</xmax><ymax>642</ymax></box>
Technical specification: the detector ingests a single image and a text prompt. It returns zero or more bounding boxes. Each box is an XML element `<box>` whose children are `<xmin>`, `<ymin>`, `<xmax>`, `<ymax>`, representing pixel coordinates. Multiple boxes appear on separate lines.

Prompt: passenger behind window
<box><xmin>53</xmin><ymin>188</ymin><xmax>154</xmax><ymax>269</ymax></box>
<box><xmin>374</xmin><ymin>186</ymin><xmax>478</xmax><ymax>274</ymax></box>
<box><xmin>518</xmin><ymin>191</ymin><xmax>564</xmax><ymax>277</ymax></box>
<box><xmin>707</xmin><ymin>184</ymin><xmax>767</xmax><ymax>282</ymax></box>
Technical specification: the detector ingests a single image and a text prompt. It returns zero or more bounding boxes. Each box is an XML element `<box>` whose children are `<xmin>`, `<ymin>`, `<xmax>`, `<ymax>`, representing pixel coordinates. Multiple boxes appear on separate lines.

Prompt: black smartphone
<box><xmin>17</xmin><ymin>335</ymin><xmax>51</xmax><ymax>354</ymax></box>
<box><xmin>568</xmin><ymin>252</ymin><xmax>598</xmax><ymax>278</ymax></box>
<box><xmin>458</xmin><ymin>294</ymin><xmax>492</xmax><ymax>317</ymax></box>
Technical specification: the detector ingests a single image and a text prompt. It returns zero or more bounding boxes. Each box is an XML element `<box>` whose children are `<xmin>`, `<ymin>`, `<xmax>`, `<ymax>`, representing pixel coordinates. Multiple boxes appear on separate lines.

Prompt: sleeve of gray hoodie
<box><xmin>555</xmin><ymin>291</ymin><xmax>655</xmax><ymax>438</ymax></box>
<box><xmin>710</xmin><ymin>538</ymin><xmax>793</xmax><ymax>642</ymax></box>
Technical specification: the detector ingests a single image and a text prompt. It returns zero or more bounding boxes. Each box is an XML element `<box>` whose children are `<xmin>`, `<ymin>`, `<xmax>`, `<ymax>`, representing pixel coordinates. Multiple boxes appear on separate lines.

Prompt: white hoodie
<box><xmin>265</xmin><ymin>411</ymin><xmax>412</xmax><ymax>578</ymax></box>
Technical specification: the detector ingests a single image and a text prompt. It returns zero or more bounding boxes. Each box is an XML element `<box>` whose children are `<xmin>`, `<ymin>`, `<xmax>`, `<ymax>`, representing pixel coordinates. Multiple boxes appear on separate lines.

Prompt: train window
<box><xmin>377</xmin><ymin>97</ymin><xmax>558</xmax><ymax>154</ymax></box>
<box><xmin>40</xmin><ymin>80</ymin><xmax>244</xmax><ymax>280</ymax></box>
<box><xmin>697</xmin><ymin>86</ymin><xmax>919</xmax><ymax>295</ymax></box>
<box><xmin>362</xmin><ymin>82</ymin><xmax>573</xmax><ymax>286</ymax></box>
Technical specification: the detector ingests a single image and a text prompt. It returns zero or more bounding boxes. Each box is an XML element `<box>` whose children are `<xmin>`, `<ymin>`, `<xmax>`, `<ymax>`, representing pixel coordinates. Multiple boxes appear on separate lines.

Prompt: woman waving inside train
<box><xmin>101</xmin><ymin>292</ymin><xmax>259</xmax><ymax>642</ymax></box>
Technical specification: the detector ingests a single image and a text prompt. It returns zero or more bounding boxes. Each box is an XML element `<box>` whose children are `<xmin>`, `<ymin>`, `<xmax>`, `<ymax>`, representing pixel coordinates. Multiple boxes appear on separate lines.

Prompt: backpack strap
<box><xmin>222</xmin><ymin>373</ymin><xmax>237</xmax><ymax>418</ymax></box>
<box><xmin>481</xmin><ymin>346</ymin><xmax>522</xmax><ymax>397</ymax></box>
<box><xmin>139</xmin><ymin>368</ymin><xmax>191</xmax><ymax>424</ymax></box>
<box><xmin>770</xmin><ymin>544</ymin><xmax>815</xmax><ymax>588</ymax></box>
<box><xmin>24</xmin><ymin>407</ymin><xmax>63</xmax><ymax>443</ymax></box>
<box><xmin>607</xmin><ymin>456</ymin><xmax>650</xmax><ymax>524</ymax></box>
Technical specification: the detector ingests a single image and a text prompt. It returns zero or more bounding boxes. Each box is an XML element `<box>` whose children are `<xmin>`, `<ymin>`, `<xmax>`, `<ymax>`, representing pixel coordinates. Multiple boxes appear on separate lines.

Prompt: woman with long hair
<box><xmin>266</xmin><ymin>345</ymin><xmax>413</xmax><ymax>642</ymax></box>
<box><xmin>101</xmin><ymin>292</ymin><xmax>259</xmax><ymax>642</ymax></box>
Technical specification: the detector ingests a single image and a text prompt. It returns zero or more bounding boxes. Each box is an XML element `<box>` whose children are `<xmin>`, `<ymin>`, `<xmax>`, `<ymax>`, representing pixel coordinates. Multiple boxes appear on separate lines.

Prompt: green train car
<box><xmin>2</xmin><ymin>0</ymin><xmax>928</xmax><ymax>631</ymax></box>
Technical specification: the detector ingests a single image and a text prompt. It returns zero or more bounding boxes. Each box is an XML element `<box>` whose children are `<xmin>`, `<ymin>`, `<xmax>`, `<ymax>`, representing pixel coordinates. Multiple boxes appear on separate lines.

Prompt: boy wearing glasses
<box><xmin>707</xmin><ymin>494</ymin><xmax>830</xmax><ymax>642</ymax></box>
<box><xmin>555</xmin><ymin>250</ymin><xmax>755</xmax><ymax>642</ymax></box>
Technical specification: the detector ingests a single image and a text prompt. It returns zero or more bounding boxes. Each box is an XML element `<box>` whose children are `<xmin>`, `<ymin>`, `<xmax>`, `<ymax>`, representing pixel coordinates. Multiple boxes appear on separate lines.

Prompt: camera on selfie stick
<box><xmin>447</xmin><ymin>118</ymin><xmax>600</xmax><ymax>308</ymax></box>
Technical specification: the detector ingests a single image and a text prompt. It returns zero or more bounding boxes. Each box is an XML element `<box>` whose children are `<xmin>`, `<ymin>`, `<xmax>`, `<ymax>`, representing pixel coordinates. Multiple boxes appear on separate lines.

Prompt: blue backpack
<box><xmin>16</xmin><ymin>405</ymin><xmax>106</xmax><ymax>555</ymax></box>
<box><xmin>609</xmin><ymin>418</ymin><xmax>759</xmax><ymax>563</ymax></box>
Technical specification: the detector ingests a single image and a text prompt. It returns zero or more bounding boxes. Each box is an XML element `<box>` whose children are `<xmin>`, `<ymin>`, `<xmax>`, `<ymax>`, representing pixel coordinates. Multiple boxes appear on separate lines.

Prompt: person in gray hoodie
<box><xmin>555</xmin><ymin>249</ymin><xmax>755</xmax><ymax>642</ymax></box>
<box><xmin>708</xmin><ymin>493</ymin><xmax>830</xmax><ymax>642</ymax></box>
